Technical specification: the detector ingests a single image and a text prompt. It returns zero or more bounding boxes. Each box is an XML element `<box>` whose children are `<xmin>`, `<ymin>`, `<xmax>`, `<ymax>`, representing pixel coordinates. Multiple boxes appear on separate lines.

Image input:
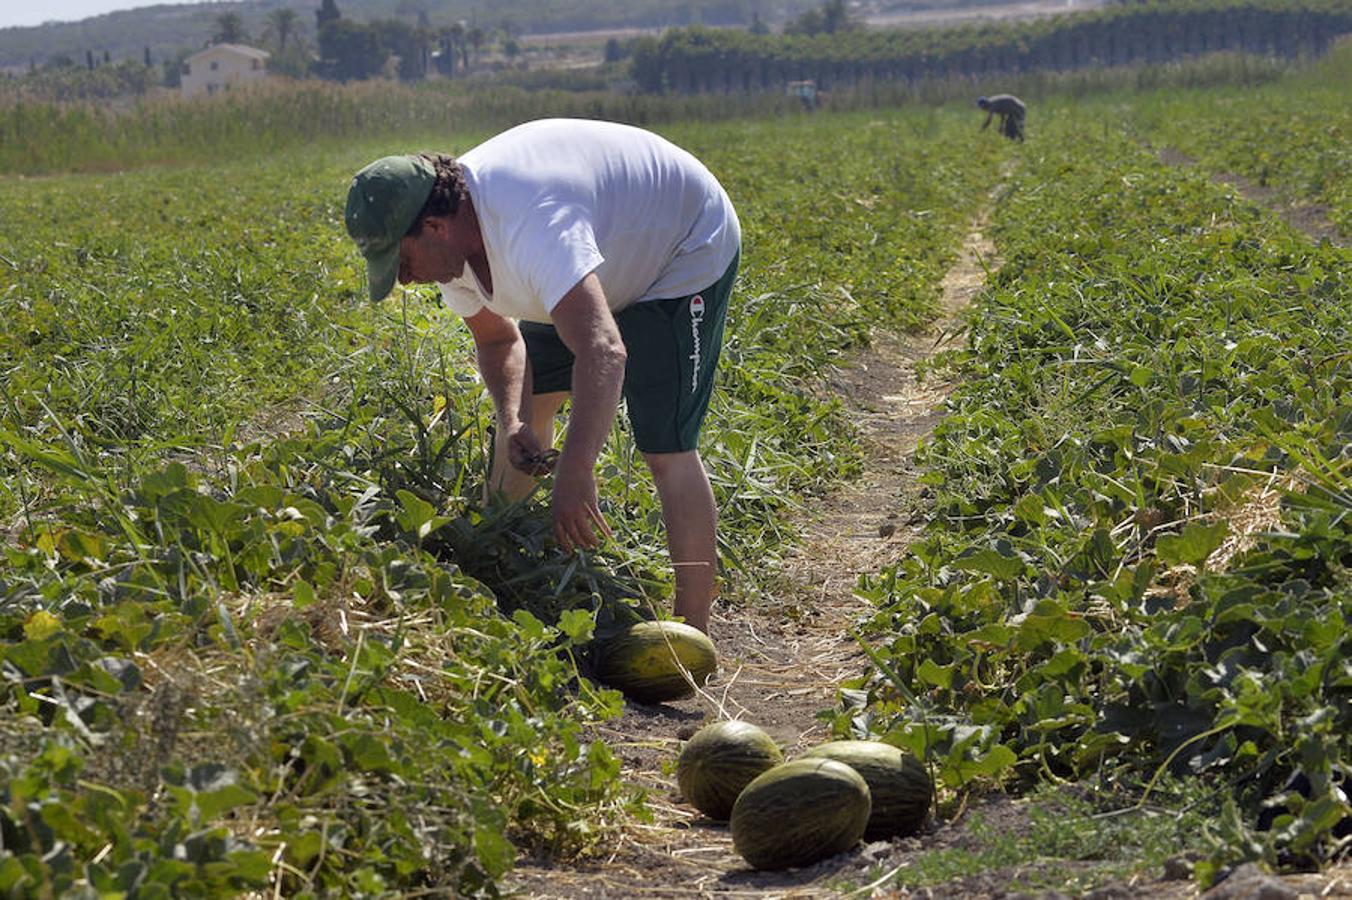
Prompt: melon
<box><xmin>800</xmin><ymin>740</ymin><xmax>932</xmax><ymax>840</ymax></box>
<box><xmin>730</xmin><ymin>757</ymin><xmax>871</xmax><ymax>870</ymax></box>
<box><xmin>677</xmin><ymin>720</ymin><xmax>783</xmax><ymax>821</ymax></box>
<box><xmin>592</xmin><ymin>620</ymin><xmax>717</xmax><ymax>703</ymax></box>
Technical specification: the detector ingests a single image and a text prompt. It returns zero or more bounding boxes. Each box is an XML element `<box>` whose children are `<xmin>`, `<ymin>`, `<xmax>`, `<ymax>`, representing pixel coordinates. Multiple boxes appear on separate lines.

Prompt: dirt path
<box><xmin>1155</xmin><ymin>146</ymin><xmax>1347</xmax><ymax>248</ymax></box>
<box><xmin>503</xmin><ymin>197</ymin><xmax>1000</xmax><ymax>899</ymax></box>
<box><xmin>863</xmin><ymin>0</ymin><xmax>1108</xmax><ymax>30</ymax></box>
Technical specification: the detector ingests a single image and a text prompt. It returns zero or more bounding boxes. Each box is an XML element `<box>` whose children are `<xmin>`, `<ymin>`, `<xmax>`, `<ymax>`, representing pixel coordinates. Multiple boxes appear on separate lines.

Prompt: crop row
<box><xmin>837</xmin><ymin>97</ymin><xmax>1351</xmax><ymax>881</ymax></box>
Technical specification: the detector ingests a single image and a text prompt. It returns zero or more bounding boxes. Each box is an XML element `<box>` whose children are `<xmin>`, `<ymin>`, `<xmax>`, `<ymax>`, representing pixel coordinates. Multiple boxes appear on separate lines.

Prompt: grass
<box><xmin>840</xmin><ymin>781</ymin><xmax>1218</xmax><ymax>895</ymax></box>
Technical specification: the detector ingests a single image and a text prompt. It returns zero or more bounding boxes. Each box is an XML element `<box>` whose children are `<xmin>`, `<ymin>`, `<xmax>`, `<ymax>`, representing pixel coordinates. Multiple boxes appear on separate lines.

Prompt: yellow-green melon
<box><xmin>800</xmin><ymin>740</ymin><xmax>932</xmax><ymax>840</ymax></box>
<box><xmin>730</xmin><ymin>757</ymin><xmax>870</xmax><ymax>870</ymax></box>
<box><xmin>593</xmin><ymin>620</ymin><xmax>717</xmax><ymax>703</ymax></box>
<box><xmin>677</xmin><ymin>720</ymin><xmax>783</xmax><ymax>821</ymax></box>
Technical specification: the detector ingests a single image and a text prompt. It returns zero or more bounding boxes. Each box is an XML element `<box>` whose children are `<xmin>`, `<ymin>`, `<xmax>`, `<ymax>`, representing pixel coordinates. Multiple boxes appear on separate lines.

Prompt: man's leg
<box><xmin>488</xmin><ymin>391</ymin><xmax>568</xmax><ymax>502</ymax></box>
<box><xmin>644</xmin><ymin>449</ymin><xmax>718</xmax><ymax>633</ymax></box>
<box><xmin>616</xmin><ymin>254</ymin><xmax>738</xmax><ymax>633</ymax></box>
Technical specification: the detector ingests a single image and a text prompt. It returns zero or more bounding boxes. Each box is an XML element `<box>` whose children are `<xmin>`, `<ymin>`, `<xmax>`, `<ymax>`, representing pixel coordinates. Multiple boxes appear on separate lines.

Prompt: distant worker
<box><xmin>977</xmin><ymin>94</ymin><xmax>1026</xmax><ymax>142</ymax></box>
<box><xmin>787</xmin><ymin>79</ymin><xmax>818</xmax><ymax>111</ymax></box>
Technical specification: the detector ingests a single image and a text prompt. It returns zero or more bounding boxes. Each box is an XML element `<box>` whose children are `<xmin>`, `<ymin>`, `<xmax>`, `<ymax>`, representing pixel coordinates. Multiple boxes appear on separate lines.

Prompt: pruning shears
<box><xmin>522</xmin><ymin>448</ymin><xmax>560</xmax><ymax>476</ymax></box>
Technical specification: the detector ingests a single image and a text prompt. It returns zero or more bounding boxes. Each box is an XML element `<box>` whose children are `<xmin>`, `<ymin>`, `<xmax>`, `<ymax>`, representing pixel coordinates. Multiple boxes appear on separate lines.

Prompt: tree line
<box><xmin>7</xmin><ymin>0</ymin><xmax>1349</xmax><ymax>103</ymax></box>
<box><xmin>629</xmin><ymin>0</ymin><xmax>1352</xmax><ymax>94</ymax></box>
<box><xmin>0</xmin><ymin>0</ymin><xmax>511</xmax><ymax>100</ymax></box>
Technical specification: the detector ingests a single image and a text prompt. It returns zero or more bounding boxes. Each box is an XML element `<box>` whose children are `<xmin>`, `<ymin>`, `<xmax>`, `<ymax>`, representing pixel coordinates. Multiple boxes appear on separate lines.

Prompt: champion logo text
<box><xmin>688</xmin><ymin>294</ymin><xmax>705</xmax><ymax>394</ymax></box>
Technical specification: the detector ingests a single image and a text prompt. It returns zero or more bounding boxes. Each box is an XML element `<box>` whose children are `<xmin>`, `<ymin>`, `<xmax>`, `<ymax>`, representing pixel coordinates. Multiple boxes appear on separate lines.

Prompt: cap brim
<box><xmin>364</xmin><ymin>241</ymin><xmax>400</xmax><ymax>302</ymax></box>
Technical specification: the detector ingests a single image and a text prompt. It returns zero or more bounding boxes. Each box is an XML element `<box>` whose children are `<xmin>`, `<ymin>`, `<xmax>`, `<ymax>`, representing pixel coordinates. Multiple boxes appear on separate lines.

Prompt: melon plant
<box><xmin>676</xmin><ymin>720</ymin><xmax>783</xmax><ymax>821</ymax></box>
<box><xmin>730</xmin><ymin>757</ymin><xmax>871</xmax><ymax>870</ymax></box>
<box><xmin>800</xmin><ymin>740</ymin><xmax>932</xmax><ymax>840</ymax></box>
<box><xmin>592</xmin><ymin>620</ymin><xmax>717</xmax><ymax>703</ymax></box>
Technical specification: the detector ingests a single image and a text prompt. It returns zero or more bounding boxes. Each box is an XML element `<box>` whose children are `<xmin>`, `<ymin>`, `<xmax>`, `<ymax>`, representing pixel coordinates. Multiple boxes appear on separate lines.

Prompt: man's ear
<box><xmin>419</xmin><ymin>214</ymin><xmax>448</xmax><ymax>234</ymax></box>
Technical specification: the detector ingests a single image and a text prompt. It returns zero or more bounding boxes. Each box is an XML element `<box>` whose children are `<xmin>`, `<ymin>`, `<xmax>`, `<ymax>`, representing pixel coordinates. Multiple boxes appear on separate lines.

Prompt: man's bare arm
<box><xmin>463</xmin><ymin>307</ymin><xmax>537</xmax><ymax>454</ymax></box>
<box><xmin>547</xmin><ymin>273</ymin><xmax>627</xmax><ymax>551</ymax></box>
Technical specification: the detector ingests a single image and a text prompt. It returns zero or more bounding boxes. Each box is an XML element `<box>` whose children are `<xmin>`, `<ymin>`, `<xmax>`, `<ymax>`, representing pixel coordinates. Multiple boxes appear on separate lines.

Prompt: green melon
<box><xmin>800</xmin><ymin>740</ymin><xmax>932</xmax><ymax>840</ymax></box>
<box><xmin>677</xmin><ymin>720</ymin><xmax>784</xmax><ymax>821</ymax></box>
<box><xmin>730</xmin><ymin>757</ymin><xmax>871</xmax><ymax>870</ymax></box>
<box><xmin>593</xmin><ymin>620</ymin><xmax>717</xmax><ymax>704</ymax></box>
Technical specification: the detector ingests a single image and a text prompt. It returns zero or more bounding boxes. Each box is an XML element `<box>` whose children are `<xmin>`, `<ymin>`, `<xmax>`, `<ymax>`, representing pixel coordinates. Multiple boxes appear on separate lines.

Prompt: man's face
<box><xmin>397</xmin><ymin>216</ymin><xmax>465</xmax><ymax>286</ymax></box>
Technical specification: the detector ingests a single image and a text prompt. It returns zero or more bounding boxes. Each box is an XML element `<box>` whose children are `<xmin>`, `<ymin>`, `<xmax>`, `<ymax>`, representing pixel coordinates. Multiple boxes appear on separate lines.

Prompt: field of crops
<box><xmin>1129</xmin><ymin>44</ymin><xmax>1352</xmax><ymax>235</ymax></box>
<box><xmin>841</xmin><ymin>85</ymin><xmax>1350</xmax><ymax>887</ymax></box>
<box><xmin>1</xmin><ymin>44</ymin><xmax>1348</xmax><ymax>897</ymax></box>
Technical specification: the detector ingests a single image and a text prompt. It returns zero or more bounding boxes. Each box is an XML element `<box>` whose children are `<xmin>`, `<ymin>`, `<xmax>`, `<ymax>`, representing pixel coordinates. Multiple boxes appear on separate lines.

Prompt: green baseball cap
<box><xmin>344</xmin><ymin>154</ymin><xmax>437</xmax><ymax>302</ymax></box>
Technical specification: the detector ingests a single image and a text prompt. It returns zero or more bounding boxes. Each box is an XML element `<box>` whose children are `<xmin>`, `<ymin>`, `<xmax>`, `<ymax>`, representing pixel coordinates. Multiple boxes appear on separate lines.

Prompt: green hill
<box><xmin>0</xmin><ymin>0</ymin><xmax>819</xmax><ymax>71</ymax></box>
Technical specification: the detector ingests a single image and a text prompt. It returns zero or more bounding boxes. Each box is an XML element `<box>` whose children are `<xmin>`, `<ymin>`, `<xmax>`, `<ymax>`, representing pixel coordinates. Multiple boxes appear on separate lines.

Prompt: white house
<box><xmin>181</xmin><ymin>44</ymin><xmax>270</xmax><ymax>97</ymax></box>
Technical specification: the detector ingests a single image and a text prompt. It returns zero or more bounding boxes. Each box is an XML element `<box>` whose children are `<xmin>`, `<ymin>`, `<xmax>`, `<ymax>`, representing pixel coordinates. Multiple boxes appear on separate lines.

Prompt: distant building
<box><xmin>181</xmin><ymin>44</ymin><xmax>270</xmax><ymax>97</ymax></box>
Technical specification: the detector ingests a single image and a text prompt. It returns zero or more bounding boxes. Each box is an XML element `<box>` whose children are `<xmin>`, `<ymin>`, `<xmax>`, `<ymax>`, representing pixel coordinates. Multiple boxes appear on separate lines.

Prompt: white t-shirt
<box><xmin>438</xmin><ymin>118</ymin><xmax>741</xmax><ymax>324</ymax></box>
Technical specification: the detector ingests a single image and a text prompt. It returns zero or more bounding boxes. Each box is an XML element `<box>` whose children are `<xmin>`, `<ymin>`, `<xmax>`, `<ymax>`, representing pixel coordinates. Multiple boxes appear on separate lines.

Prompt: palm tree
<box><xmin>468</xmin><ymin>26</ymin><xmax>485</xmax><ymax>67</ymax></box>
<box><xmin>268</xmin><ymin>8</ymin><xmax>299</xmax><ymax>52</ymax></box>
<box><xmin>448</xmin><ymin>21</ymin><xmax>467</xmax><ymax>71</ymax></box>
<box><xmin>452</xmin><ymin>22</ymin><xmax>471</xmax><ymax>70</ymax></box>
<box><xmin>316</xmin><ymin>0</ymin><xmax>340</xmax><ymax>31</ymax></box>
<box><xmin>213</xmin><ymin>12</ymin><xmax>248</xmax><ymax>45</ymax></box>
<box><xmin>436</xmin><ymin>23</ymin><xmax>464</xmax><ymax>76</ymax></box>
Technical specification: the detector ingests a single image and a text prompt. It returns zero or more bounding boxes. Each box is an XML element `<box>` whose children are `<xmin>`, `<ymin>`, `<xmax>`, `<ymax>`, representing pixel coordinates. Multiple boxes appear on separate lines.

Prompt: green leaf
<box><xmin>181</xmin><ymin>494</ymin><xmax>250</xmax><ymax>537</ymax></box>
<box><xmin>944</xmin><ymin>743</ymin><xmax>1017</xmax><ymax>785</ymax></box>
<box><xmin>511</xmin><ymin>609</ymin><xmax>547</xmax><ymax>640</ymax></box>
<box><xmin>56</xmin><ymin>528</ymin><xmax>106</xmax><ymax>563</ymax></box>
<box><xmin>0</xmin><ymin>856</ymin><xmax>34</xmax><ymax>892</ymax></box>
<box><xmin>557</xmin><ymin>608</ymin><xmax>595</xmax><ymax>644</ymax></box>
<box><xmin>394</xmin><ymin>489</ymin><xmax>450</xmax><ymax>539</ymax></box>
<box><xmin>956</xmin><ymin>548</ymin><xmax>1026</xmax><ymax>581</ymax></box>
<box><xmin>355</xmin><ymin>867</ymin><xmax>386</xmax><ymax>893</ymax></box>
<box><xmin>196</xmin><ymin>781</ymin><xmax>258</xmax><ymax>822</ymax></box>
<box><xmin>227</xmin><ymin>849</ymin><xmax>274</xmax><ymax>884</ymax></box>
<box><xmin>474</xmin><ymin>824</ymin><xmax>515</xmax><ymax>878</ymax></box>
<box><xmin>138</xmin><ymin>462</ymin><xmax>193</xmax><ymax>500</ymax></box>
<box><xmin>293</xmin><ymin>579</ymin><xmax>317</xmax><ymax>609</ymax></box>
<box><xmin>1013</xmin><ymin>494</ymin><xmax>1046</xmax><ymax>525</ymax></box>
<box><xmin>1015</xmin><ymin>602</ymin><xmax>1091</xmax><ymax>649</ymax></box>
<box><xmin>917</xmin><ymin>658</ymin><xmax>956</xmax><ymax>689</ymax></box>
<box><xmin>1156</xmin><ymin>520</ymin><xmax>1228</xmax><ymax>569</ymax></box>
<box><xmin>287</xmin><ymin>831</ymin><xmax>325</xmax><ymax>866</ymax></box>
<box><xmin>344</xmin><ymin>733</ymin><xmax>394</xmax><ymax>773</ymax></box>
<box><xmin>2</xmin><ymin>640</ymin><xmax>51</xmax><ymax>677</ymax></box>
<box><xmin>23</xmin><ymin>610</ymin><xmax>62</xmax><ymax>642</ymax></box>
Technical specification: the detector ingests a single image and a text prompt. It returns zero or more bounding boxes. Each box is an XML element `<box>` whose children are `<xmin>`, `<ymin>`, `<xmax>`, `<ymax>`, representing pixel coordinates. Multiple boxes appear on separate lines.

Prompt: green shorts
<box><xmin>521</xmin><ymin>253</ymin><xmax>739</xmax><ymax>454</ymax></box>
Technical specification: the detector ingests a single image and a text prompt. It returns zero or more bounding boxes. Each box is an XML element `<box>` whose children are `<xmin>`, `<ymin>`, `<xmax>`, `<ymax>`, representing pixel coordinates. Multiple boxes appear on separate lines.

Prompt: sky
<box><xmin>0</xmin><ymin>0</ymin><xmax>219</xmax><ymax>30</ymax></box>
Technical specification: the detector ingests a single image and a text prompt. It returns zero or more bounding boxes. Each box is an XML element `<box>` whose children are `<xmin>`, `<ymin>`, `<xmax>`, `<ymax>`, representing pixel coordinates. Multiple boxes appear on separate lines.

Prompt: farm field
<box><xmin>1129</xmin><ymin>43</ymin><xmax>1352</xmax><ymax>237</ymax></box>
<box><xmin>1</xmin><ymin>45</ymin><xmax>1349</xmax><ymax>898</ymax></box>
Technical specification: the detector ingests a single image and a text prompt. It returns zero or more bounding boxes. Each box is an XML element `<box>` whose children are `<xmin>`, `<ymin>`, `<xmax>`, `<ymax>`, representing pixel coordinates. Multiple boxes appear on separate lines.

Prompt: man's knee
<box><xmin>642</xmin><ymin>448</ymin><xmax>701</xmax><ymax>480</ymax></box>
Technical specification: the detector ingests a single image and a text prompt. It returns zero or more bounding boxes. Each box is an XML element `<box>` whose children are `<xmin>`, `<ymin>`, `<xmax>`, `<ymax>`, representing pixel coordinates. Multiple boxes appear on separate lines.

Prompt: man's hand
<box><xmin>551</xmin><ymin>461</ymin><xmax>612</xmax><ymax>553</ymax></box>
<box><xmin>506</xmin><ymin>426</ymin><xmax>558</xmax><ymax>476</ymax></box>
